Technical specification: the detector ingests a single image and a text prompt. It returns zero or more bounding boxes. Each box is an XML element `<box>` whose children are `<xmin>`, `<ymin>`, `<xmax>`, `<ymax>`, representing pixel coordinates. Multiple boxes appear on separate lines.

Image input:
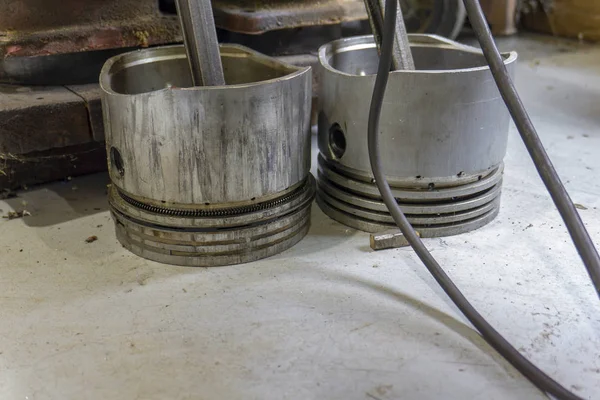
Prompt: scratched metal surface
<box><xmin>101</xmin><ymin>44</ymin><xmax>312</xmax><ymax>206</ymax></box>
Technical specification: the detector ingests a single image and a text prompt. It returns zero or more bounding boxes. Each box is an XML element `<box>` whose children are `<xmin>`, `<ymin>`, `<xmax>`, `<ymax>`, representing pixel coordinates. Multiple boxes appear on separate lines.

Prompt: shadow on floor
<box><xmin>2</xmin><ymin>172</ymin><xmax>110</xmax><ymax>227</ymax></box>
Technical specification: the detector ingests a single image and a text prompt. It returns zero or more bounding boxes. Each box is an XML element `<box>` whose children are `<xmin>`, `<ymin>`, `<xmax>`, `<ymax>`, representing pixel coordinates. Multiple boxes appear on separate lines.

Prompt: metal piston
<box><xmin>100</xmin><ymin>44</ymin><xmax>314</xmax><ymax>266</ymax></box>
<box><xmin>316</xmin><ymin>34</ymin><xmax>517</xmax><ymax>237</ymax></box>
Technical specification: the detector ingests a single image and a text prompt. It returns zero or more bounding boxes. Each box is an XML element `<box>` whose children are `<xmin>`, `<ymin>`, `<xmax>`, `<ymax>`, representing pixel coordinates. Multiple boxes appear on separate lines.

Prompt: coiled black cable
<box><xmin>367</xmin><ymin>0</ymin><xmax>593</xmax><ymax>398</ymax></box>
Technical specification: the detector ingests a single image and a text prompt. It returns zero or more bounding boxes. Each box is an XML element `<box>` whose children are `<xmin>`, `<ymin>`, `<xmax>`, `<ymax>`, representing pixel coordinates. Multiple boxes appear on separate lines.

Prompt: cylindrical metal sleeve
<box><xmin>317</xmin><ymin>34</ymin><xmax>517</xmax><ymax>181</ymax></box>
<box><xmin>101</xmin><ymin>45</ymin><xmax>312</xmax><ymax>207</ymax></box>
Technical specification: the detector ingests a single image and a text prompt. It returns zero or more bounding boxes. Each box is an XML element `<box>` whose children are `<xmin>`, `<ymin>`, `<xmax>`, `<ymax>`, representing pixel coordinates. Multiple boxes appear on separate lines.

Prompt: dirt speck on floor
<box><xmin>85</xmin><ymin>236</ymin><xmax>98</xmax><ymax>243</ymax></box>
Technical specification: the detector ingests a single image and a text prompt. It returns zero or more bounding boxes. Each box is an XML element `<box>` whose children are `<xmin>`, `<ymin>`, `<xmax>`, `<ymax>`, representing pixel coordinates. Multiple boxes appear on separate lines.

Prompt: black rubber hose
<box><xmin>367</xmin><ymin>0</ymin><xmax>585</xmax><ymax>398</ymax></box>
<box><xmin>462</xmin><ymin>0</ymin><xmax>600</xmax><ymax>300</ymax></box>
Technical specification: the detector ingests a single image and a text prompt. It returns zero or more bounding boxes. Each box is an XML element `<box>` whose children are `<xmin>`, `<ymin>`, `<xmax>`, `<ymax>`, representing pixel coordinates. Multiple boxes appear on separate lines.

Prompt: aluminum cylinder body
<box><xmin>317</xmin><ymin>34</ymin><xmax>517</xmax><ymax>236</ymax></box>
<box><xmin>101</xmin><ymin>44</ymin><xmax>314</xmax><ymax>266</ymax></box>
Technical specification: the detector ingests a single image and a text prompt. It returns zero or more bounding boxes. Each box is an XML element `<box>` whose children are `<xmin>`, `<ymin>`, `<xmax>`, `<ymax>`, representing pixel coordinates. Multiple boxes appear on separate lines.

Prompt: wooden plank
<box><xmin>0</xmin><ymin>84</ymin><xmax>92</xmax><ymax>154</ymax></box>
<box><xmin>67</xmin><ymin>84</ymin><xmax>105</xmax><ymax>142</ymax></box>
<box><xmin>0</xmin><ymin>84</ymin><xmax>107</xmax><ymax>189</ymax></box>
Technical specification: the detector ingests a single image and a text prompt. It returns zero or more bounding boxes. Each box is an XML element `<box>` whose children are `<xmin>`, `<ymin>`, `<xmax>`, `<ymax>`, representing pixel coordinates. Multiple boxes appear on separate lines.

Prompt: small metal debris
<box><xmin>3</xmin><ymin>210</ymin><xmax>31</xmax><ymax>220</ymax></box>
<box><xmin>370</xmin><ymin>229</ymin><xmax>420</xmax><ymax>251</ymax></box>
<box><xmin>85</xmin><ymin>236</ymin><xmax>98</xmax><ymax>243</ymax></box>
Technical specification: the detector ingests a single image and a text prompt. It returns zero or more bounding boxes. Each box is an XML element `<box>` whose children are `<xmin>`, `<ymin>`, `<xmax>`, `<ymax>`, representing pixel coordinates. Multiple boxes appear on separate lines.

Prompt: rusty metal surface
<box><xmin>0</xmin><ymin>0</ymin><xmax>181</xmax><ymax>58</ymax></box>
<box><xmin>212</xmin><ymin>0</ymin><xmax>368</xmax><ymax>34</ymax></box>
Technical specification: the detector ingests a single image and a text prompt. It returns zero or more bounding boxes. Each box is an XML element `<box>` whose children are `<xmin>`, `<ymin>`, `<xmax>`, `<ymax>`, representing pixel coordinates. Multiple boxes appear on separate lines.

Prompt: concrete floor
<box><xmin>1</xmin><ymin>34</ymin><xmax>599</xmax><ymax>400</ymax></box>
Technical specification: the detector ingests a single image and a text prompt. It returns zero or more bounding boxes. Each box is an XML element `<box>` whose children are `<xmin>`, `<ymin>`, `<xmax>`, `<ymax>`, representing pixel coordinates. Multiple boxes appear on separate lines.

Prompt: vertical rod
<box><xmin>175</xmin><ymin>0</ymin><xmax>225</xmax><ymax>86</ymax></box>
<box><xmin>363</xmin><ymin>0</ymin><xmax>415</xmax><ymax>70</ymax></box>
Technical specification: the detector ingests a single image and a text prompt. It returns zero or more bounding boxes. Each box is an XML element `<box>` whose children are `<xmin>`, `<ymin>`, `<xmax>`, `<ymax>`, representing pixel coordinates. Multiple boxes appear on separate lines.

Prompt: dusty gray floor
<box><xmin>1</xmin><ymin>34</ymin><xmax>599</xmax><ymax>399</ymax></box>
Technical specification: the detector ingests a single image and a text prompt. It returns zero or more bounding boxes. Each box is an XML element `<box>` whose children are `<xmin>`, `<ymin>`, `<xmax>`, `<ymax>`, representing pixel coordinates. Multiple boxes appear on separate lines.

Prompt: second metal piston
<box><xmin>317</xmin><ymin>34</ymin><xmax>517</xmax><ymax>237</ymax></box>
<box><xmin>101</xmin><ymin>44</ymin><xmax>314</xmax><ymax>266</ymax></box>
